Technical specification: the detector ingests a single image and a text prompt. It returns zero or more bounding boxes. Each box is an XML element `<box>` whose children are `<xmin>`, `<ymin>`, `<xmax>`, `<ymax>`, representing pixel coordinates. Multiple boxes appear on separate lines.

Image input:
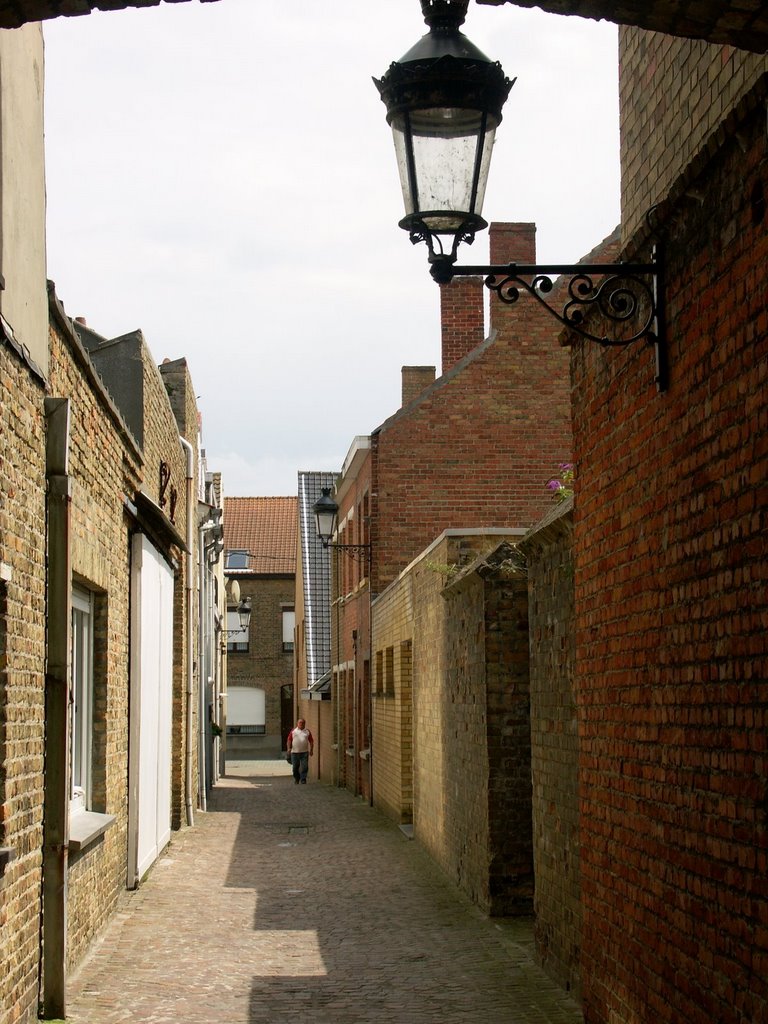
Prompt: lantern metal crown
<box><xmin>375</xmin><ymin>0</ymin><xmax>667</xmax><ymax>392</ymax></box>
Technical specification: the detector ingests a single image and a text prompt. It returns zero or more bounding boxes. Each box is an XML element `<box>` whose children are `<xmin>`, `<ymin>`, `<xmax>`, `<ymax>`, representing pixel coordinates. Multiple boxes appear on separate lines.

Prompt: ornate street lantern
<box><xmin>313</xmin><ymin>488</ymin><xmax>339</xmax><ymax>549</ymax></box>
<box><xmin>374</xmin><ymin>0</ymin><xmax>514</xmax><ymax>283</ymax></box>
<box><xmin>375</xmin><ymin>0</ymin><xmax>667</xmax><ymax>391</ymax></box>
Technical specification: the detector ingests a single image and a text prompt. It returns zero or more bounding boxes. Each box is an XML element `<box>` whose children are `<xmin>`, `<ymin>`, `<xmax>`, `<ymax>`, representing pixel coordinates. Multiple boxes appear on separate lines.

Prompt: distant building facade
<box><xmin>223</xmin><ymin>496</ymin><xmax>297</xmax><ymax>758</ymax></box>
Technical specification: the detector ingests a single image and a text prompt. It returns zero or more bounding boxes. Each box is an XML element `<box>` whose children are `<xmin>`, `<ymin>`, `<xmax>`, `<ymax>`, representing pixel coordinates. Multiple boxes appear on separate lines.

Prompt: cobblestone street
<box><xmin>67</xmin><ymin>763</ymin><xmax>582</xmax><ymax>1024</ymax></box>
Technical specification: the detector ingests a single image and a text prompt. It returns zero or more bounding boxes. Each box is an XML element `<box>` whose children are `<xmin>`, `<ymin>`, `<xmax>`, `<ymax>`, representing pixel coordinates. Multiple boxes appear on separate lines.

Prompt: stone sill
<box><xmin>359</xmin><ymin>748</ymin><xmax>371</xmax><ymax>761</ymax></box>
<box><xmin>69</xmin><ymin>811</ymin><xmax>116</xmax><ymax>853</ymax></box>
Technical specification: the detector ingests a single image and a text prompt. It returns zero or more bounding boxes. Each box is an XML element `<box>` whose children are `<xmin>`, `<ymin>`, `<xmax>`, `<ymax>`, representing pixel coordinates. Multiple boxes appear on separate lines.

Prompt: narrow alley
<box><xmin>66</xmin><ymin>763</ymin><xmax>582</xmax><ymax>1024</ymax></box>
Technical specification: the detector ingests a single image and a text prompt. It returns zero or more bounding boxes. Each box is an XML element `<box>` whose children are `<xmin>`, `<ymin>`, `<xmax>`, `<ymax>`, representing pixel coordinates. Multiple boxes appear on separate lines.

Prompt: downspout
<box><xmin>334</xmin><ymin>548</ymin><xmax>342</xmax><ymax>787</ymax></box>
<box><xmin>198</xmin><ymin>523</ymin><xmax>208</xmax><ymax>811</ymax></box>
<box><xmin>197</xmin><ymin>519</ymin><xmax>219</xmax><ymax>811</ymax></box>
<box><xmin>41</xmin><ymin>397</ymin><xmax>72</xmax><ymax>1019</ymax></box>
<box><xmin>179</xmin><ymin>436</ymin><xmax>195</xmax><ymax>827</ymax></box>
<box><xmin>368</xmin><ymin>566</ymin><xmax>374</xmax><ymax>808</ymax></box>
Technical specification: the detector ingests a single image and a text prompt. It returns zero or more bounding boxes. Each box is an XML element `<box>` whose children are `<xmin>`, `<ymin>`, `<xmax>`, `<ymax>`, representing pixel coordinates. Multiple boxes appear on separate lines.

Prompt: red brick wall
<box><xmin>619</xmin><ymin>28</ymin><xmax>767</xmax><ymax>239</ymax></box>
<box><xmin>333</xmin><ymin>452</ymin><xmax>373</xmax><ymax>799</ymax></box>
<box><xmin>573</xmin><ymin>97</ymin><xmax>768</xmax><ymax>1024</ymax></box>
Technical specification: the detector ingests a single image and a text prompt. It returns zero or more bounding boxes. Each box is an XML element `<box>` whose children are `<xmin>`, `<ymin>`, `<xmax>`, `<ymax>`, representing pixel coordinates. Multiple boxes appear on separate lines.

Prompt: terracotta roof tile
<box><xmin>223</xmin><ymin>496</ymin><xmax>297</xmax><ymax>575</ymax></box>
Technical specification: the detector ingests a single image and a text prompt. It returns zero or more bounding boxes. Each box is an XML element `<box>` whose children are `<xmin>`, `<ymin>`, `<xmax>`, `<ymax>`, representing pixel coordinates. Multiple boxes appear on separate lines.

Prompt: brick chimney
<box><xmin>489</xmin><ymin>222</ymin><xmax>536</xmax><ymax>265</ymax></box>
<box><xmin>440</xmin><ymin>276</ymin><xmax>484</xmax><ymax>374</ymax></box>
<box><xmin>489</xmin><ymin>223</ymin><xmax>538</xmax><ymax>339</ymax></box>
<box><xmin>401</xmin><ymin>366</ymin><xmax>436</xmax><ymax>408</ymax></box>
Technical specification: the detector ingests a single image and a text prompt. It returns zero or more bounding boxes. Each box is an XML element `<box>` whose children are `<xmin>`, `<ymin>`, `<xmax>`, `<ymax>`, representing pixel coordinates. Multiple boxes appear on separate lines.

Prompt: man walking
<box><xmin>287</xmin><ymin>718</ymin><xmax>314</xmax><ymax>785</ymax></box>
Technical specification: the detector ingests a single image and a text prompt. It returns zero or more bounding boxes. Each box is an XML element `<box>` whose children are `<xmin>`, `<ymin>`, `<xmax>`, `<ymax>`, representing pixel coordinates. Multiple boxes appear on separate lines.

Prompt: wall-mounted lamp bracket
<box><xmin>430</xmin><ymin>241</ymin><xmax>667</xmax><ymax>392</ymax></box>
<box><xmin>320</xmin><ymin>541</ymin><xmax>372</xmax><ymax>564</ymax></box>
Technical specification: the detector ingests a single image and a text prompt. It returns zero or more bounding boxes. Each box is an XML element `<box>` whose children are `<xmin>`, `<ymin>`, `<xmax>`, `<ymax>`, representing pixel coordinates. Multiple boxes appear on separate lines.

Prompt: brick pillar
<box><xmin>401</xmin><ymin>366</ymin><xmax>436</xmax><ymax>408</ymax></box>
<box><xmin>440</xmin><ymin>276</ymin><xmax>484</xmax><ymax>374</ymax></box>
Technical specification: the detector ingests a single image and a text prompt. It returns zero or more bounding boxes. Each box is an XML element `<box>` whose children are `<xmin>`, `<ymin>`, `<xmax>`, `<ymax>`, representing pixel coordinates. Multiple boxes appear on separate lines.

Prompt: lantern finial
<box><xmin>420</xmin><ymin>1</ymin><xmax>468</xmax><ymax>31</ymax></box>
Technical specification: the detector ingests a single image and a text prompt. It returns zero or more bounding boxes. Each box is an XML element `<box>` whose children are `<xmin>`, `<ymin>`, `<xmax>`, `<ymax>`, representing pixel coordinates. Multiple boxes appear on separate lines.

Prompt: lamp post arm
<box><xmin>437</xmin><ymin>245</ymin><xmax>667</xmax><ymax>392</ymax></box>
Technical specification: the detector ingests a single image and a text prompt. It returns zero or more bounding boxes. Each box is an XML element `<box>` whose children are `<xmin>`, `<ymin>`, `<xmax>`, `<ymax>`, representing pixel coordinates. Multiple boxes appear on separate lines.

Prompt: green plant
<box><xmin>424</xmin><ymin>559</ymin><xmax>460</xmax><ymax>580</ymax></box>
<box><xmin>546</xmin><ymin>462</ymin><xmax>574</xmax><ymax>502</ymax></box>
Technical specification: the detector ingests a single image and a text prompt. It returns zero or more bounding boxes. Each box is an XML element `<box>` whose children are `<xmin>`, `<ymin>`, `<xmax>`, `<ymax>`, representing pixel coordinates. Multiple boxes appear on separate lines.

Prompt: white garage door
<box><xmin>127</xmin><ymin>533</ymin><xmax>174</xmax><ymax>888</ymax></box>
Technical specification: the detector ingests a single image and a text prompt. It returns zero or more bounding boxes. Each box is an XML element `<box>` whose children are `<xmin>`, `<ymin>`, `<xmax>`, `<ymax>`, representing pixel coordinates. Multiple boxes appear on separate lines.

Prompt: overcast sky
<box><xmin>43</xmin><ymin>0</ymin><xmax>620</xmax><ymax>497</ymax></box>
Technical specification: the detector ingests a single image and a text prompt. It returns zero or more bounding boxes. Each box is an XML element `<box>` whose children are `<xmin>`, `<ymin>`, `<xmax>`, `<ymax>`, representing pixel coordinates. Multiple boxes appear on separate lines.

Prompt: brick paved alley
<box><xmin>67</xmin><ymin>764</ymin><xmax>582</xmax><ymax>1024</ymax></box>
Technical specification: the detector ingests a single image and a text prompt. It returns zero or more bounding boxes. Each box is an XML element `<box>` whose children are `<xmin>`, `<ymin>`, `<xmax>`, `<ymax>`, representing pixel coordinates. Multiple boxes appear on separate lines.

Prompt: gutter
<box><xmin>179</xmin><ymin>436</ymin><xmax>195</xmax><ymax>827</ymax></box>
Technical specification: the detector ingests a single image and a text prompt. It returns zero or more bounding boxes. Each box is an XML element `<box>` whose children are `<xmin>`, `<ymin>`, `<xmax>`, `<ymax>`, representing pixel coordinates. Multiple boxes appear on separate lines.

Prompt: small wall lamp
<box><xmin>375</xmin><ymin>0</ymin><xmax>666</xmax><ymax>391</ymax></box>
<box><xmin>223</xmin><ymin>596</ymin><xmax>252</xmax><ymax>634</ymax></box>
<box><xmin>313</xmin><ymin>488</ymin><xmax>371</xmax><ymax>562</ymax></box>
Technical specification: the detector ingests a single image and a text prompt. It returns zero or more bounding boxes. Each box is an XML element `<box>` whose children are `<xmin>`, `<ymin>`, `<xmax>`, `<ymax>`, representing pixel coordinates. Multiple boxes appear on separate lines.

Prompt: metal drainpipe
<box><xmin>197</xmin><ymin>521</ymin><xmax>219</xmax><ymax>810</ymax></box>
<box><xmin>334</xmin><ymin>547</ymin><xmax>341</xmax><ymax>787</ymax></box>
<box><xmin>198</xmin><ymin>523</ymin><xmax>210</xmax><ymax>811</ymax></box>
<box><xmin>179</xmin><ymin>437</ymin><xmax>195</xmax><ymax>828</ymax></box>
<box><xmin>368</xmin><ymin>564</ymin><xmax>374</xmax><ymax>808</ymax></box>
<box><xmin>41</xmin><ymin>398</ymin><xmax>72</xmax><ymax>1019</ymax></box>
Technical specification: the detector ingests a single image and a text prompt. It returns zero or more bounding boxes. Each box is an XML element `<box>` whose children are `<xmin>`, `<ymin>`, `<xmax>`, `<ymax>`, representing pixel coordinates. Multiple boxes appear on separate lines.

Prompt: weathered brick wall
<box><xmin>441</xmin><ymin>545</ymin><xmax>532</xmax><ymax>915</ymax></box>
<box><xmin>482</xmin><ymin>565</ymin><xmax>532</xmax><ymax>915</ymax></box>
<box><xmin>406</xmin><ymin>538</ymin><xmax>451</xmax><ymax>848</ymax></box>
<box><xmin>572</xmin><ymin>90</ymin><xmax>768</xmax><ymax>1023</ymax></box>
<box><xmin>619</xmin><ymin>28</ymin><xmax>767</xmax><ymax>239</ymax></box>
<box><xmin>521</xmin><ymin>501</ymin><xmax>581</xmax><ymax>1000</ymax></box>
<box><xmin>48</xmin><ymin>306</ymin><xmax>143</xmax><ymax>970</ymax></box>
<box><xmin>371</xmin><ymin>569</ymin><xmax>414</xmax><ymax>824</ymax></box>
<box><xmin>437</xmin><ymin>565</ymin><xmax>490</xmax><ymax>906</ymax></box>
<box><xmin>0</xmin><ymin>344</ymin><xmax>47</xmax><ymax>1024</ymax></box>
<box><xmin>373</xmin><ymin>533</ymin><xmax>531</xmax><ymax>914</ymax></box>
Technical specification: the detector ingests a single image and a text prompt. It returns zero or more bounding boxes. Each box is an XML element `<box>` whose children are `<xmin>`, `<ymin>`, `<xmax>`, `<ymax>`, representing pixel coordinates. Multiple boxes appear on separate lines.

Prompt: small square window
<box><xmin>226</xmin><ymin>550</ymin><xmax>249</xmax><ymax>570</ymax></box>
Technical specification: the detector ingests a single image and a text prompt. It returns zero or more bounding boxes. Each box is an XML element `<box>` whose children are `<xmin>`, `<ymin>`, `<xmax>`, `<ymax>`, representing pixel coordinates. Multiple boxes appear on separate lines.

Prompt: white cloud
<box><xmin>44</xmin><ymin>0</ymin><xmax>619</xmax><ymax>496</ymax></box>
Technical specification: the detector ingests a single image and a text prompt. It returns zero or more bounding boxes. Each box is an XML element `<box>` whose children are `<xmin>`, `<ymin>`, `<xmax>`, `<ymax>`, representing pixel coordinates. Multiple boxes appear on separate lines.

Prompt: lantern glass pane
<box><xmin>392</xmin><ymin>108</ymin><xmax>497</xmax><ymax>231</ymax></box>
<box><xmin>315</xmin><ymin>508</ymin><xmax>336</xmax><ymax>543</ymax></box>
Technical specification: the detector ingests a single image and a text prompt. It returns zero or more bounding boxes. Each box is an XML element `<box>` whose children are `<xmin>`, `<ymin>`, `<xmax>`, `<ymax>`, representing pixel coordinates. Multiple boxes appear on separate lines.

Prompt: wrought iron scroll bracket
<box><xmin>434</xmin><ymin>242</ymin><xmax>667</xmax><ymax>392</ymax></box>
<box><xmin>323</xmin><ymin>542</ymin><xmax>372</xmax><ymax>564</ymax></box>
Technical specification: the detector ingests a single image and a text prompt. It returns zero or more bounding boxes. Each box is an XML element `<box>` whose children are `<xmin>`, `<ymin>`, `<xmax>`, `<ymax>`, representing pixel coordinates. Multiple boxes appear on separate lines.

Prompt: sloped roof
<box><xmin>297</xmin><ymin>471</ymin><xmax>337</xmax><ymax>686</ymax></box>
<box><xmin>223</xmin><ymin>496</ymin><xmax>297</xmax><ymax>575</ymax></box>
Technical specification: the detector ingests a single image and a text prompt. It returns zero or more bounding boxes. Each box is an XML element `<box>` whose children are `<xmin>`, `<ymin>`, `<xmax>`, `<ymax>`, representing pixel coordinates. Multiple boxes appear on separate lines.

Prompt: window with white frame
<box><xmin>226</xmin><ymin>686</ymin><xmax>266</xmax><ymax>735</ymax></box>
<box><xmin>225</xmin><ymin>549</ymin><xmax>249</xmax><ymax>570</ymax></box>
<box><xmin>71</xmin><ymin>586</ymin><xmax>94</xmax><ymax>813</ymax></box>
<box><xmin>282</xmin><ymin>606</ymin><xmax>295</xmax><ymax>653</ymax></box>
